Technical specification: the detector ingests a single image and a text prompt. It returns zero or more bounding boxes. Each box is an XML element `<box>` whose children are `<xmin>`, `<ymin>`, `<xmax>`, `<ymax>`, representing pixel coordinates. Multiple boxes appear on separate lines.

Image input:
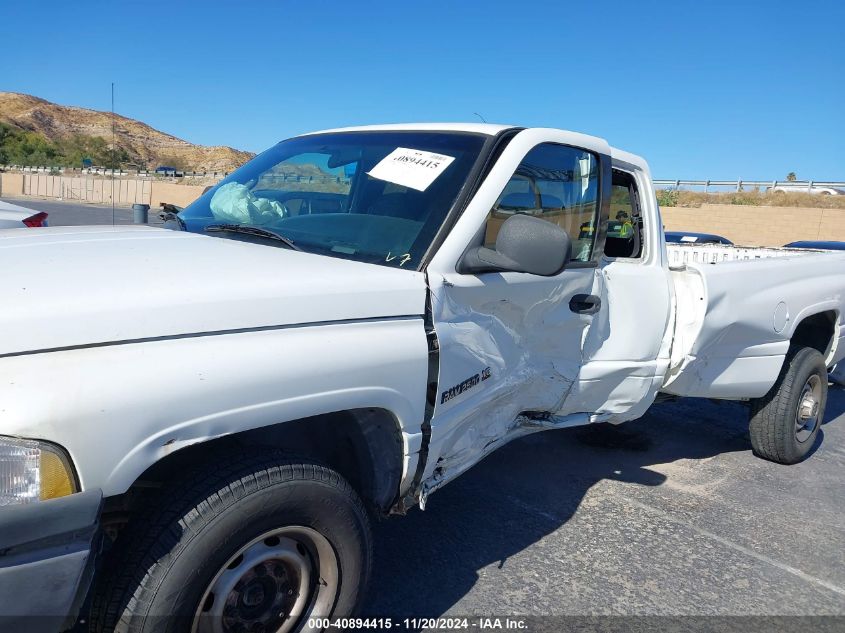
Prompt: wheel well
<box><xmin>791</xmin><ymin>310</ymin><xmax>837</xmax><ymax>358</ymax></box>
<box><xmin>106</xmin><ymin>409</ymin><xmax>404</xmax><ymax>527</ymax></box>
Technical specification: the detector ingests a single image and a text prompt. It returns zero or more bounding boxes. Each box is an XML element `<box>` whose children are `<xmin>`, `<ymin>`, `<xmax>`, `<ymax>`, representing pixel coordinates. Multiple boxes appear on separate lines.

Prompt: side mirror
<box><xmin>458</xmin><ymin>214</ymin><xmax>571</xmax><ymax>276</ymax></box>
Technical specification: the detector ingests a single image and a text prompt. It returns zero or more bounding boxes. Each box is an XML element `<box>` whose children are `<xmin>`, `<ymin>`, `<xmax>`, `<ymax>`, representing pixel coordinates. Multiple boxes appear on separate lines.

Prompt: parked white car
<box><xmin>767</xmin><ymin>184</ymin><xmax>845</xmax><ymax>195</ymax></box>
<box><xmin>1</xmin><ymin>123</ymin><xmax>844</xmax><ymax>631</ymax></box>
<box><xmin>0</xmin><ymin>198</ymin><xmax>48</xmax><ymax>228</ymax></box>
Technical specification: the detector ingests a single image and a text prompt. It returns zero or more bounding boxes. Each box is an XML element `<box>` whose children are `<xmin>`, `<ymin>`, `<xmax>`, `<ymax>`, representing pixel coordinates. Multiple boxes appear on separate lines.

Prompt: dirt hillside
<box><xmin>0</xmin><ymin>92</ymin><xmax>254</xmax><ymax>172</ymax></box>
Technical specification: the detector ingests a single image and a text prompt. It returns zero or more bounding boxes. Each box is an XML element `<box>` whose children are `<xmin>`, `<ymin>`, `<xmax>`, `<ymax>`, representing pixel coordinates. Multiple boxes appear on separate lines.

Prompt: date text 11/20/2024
<box><xmin>307</xmin><ymin>617</ymin><xmax>528</xmax><ymax>630</ymax></box>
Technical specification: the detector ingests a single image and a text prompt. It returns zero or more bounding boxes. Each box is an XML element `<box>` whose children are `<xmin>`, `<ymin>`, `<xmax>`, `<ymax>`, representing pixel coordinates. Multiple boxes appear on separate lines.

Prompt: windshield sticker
<box><xmin>367</xmin><ymin>147</ymin><xmax>456</xmax><ymax>192</ymax></box>
<box><xmin>680</xmin><ymin>236</ymin><xmax>697</xmax><ymax>242</ymax></box>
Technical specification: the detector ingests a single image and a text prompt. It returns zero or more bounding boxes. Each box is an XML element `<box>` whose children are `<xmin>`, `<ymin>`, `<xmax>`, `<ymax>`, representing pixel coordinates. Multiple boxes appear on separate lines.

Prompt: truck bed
<box><xmin>663</xmin><ymin>243</ymin><xmax>845</xmax><ymax>399</ymax></box>
<box><xmin>666</xmin><ymin>243</ymin><xmax>827</xmax><ymax>267</ymax></box>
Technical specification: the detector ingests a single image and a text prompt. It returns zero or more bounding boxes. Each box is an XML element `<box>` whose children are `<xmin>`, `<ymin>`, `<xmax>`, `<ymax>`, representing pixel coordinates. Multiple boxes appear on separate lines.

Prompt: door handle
<box><xmin>569</xmin><ymin>294</ymin><xmax>601</xmax><ymax>315</ymax></box>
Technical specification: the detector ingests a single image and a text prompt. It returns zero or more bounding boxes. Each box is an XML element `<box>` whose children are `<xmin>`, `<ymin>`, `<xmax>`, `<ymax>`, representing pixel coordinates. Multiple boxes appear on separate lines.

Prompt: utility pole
<box><xmin>111</xmin><ymin>82</ymin><xmax>115</xmax><ymax>225</ymax></box>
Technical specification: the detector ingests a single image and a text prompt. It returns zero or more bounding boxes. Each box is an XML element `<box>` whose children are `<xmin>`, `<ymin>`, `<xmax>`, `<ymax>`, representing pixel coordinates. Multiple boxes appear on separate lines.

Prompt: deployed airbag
<box><xmin>209</xmin><ymin>182</ymin><xmax>287</xmax><ymax>224</ymax></box>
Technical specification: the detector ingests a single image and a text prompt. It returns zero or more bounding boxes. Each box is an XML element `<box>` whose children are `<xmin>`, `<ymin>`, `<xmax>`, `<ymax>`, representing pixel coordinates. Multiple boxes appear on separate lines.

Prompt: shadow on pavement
<box><xmin>363</xmin><ymin>398</ymin><xmax>753</xmax><ymax>619</ymax></box>
<box><xmin>823</xmin><ymin>383</ymin><xmax>845</xmax><ymax>422</ymax></box>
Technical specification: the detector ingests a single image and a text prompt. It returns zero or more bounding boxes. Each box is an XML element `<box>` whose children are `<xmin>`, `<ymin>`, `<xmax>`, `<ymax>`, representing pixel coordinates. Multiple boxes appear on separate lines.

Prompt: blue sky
<box><xmin>2</xmin><ymin>0</ymin><xmax>843</xmax><ymax>179</ymax></box>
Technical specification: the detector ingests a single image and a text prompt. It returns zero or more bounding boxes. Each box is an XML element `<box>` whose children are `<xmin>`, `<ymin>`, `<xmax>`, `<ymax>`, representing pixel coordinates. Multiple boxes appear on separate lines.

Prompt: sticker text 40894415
<box><xmin>367</xmin><ymin>147</ymin><xmax>456</xmax><ymax>192</ymax></box>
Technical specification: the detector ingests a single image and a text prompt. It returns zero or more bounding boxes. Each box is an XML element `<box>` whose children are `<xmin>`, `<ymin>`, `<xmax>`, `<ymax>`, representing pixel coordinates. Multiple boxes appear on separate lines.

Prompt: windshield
<box><xmin>179</xmin><ymin>131</ymin><xmax>487</xmax><ymax>269</ymax></box>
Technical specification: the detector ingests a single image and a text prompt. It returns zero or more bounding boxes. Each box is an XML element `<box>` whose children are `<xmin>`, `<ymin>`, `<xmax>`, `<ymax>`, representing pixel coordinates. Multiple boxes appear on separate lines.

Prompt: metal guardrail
<box><xmin>1</xmin><ymin>165</ymin><xmax>229</xmax><ymax>178</ymax></box>
<box><xmin>654</xmin><ymin>179</ymin><xmax>845</xmax><ymax>192</ymax></box>
<box><xmin>4</xmin><ymin>164</ymin><xmax>843</xmax><ymax>193</ymax></box>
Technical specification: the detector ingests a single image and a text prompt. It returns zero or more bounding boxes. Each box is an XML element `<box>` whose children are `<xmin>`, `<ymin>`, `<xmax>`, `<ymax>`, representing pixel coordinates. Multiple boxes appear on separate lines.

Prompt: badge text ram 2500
<box><xmin>2</xmin><ymin>123</ymin><xmax>843</xmax><ymax>632</ymax></box>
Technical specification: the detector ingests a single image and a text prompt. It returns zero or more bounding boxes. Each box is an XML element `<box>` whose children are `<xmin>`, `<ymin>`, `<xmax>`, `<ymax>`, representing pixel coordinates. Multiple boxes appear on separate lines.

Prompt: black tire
<box><xmin>90</xmin><ymin>450</ymin><xmax>371</xmax><ymax>633</ymax></box>
<box><xmin>749</xmin><ymin>346</ymin><xmax>827</xmax><ymax>464</ymax></box>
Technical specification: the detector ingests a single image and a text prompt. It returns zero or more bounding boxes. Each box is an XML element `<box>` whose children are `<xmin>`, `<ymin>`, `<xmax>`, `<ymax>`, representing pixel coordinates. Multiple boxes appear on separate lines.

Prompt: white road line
<box><xmin>620</xmin><ymin>495</ymin><xmax>845</xmax><ymax>598</ymax></box>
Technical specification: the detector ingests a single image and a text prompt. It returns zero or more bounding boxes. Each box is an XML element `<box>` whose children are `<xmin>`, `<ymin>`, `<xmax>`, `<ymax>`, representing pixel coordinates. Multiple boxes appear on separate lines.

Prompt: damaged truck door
<box><xmin>423</xmin><ymin>130</ymin><xmax>665</xmax><ymax>491</ymax></box>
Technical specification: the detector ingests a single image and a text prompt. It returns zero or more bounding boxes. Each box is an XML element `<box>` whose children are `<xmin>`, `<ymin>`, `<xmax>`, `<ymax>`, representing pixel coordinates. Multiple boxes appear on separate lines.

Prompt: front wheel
<box><xmin>91</xmin><ymin>452</ymin><xmax>371</xmax><ymax>632</ymax></box>
<box><xmin>749</xmin><ymin>346</ymin><xmax>827</xmax><ymax>464</ymax></box>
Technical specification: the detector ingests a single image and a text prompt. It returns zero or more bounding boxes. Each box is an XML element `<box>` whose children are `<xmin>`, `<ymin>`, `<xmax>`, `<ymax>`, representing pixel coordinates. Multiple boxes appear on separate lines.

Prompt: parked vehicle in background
<box><xmin>0</xmin><ymin>199</ymin><xmax>48</xmax><ymax>228</ymax></box>
<box><xmin>665</xmin><ymin>230</ymin><xmax>732</xmax><ymax>244</ymax></box>
<box><xmin>768</xmin><ymin>184</ymin><xmax>845</xmax><ymax>196</ymax></box>
<box><xmin>158</xmin><ymin>201</ymin><xmax>184</xmax><ymax>227</ymax></box>
<box><xmin>784</xmin><ymin>240</ymin><xmax>845</xmax><ymax>251</ymax></box>
<box><xmin>1</xmin><ymin>123</ymin><xmax>844</xmax><ymax>631</ymax></box>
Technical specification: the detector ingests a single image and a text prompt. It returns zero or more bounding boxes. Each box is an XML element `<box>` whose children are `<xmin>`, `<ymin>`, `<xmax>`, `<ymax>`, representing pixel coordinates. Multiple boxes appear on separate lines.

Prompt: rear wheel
<box><xmin>91</xmin><ymin>451</ymin><xmax>371</xmax><ymax>632</ymax></box>
<box><xmin>749</xmin><ymin>346</ymin><xmax>827</xmax><ymax>464</ymax></box>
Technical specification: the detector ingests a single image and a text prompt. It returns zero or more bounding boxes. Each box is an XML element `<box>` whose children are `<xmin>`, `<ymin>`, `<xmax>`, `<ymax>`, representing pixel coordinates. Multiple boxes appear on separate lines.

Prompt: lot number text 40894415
<box><xmin>307</xmin><ymin>617</ymin><xmax>528</xmax><ymax>630</ymax></box>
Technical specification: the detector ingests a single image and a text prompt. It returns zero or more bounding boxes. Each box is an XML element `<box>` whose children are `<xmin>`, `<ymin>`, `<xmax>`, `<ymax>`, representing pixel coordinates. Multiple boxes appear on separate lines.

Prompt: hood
<box><xmin>0</xmin><ymin>225</ymin><xmax>427</xmax><ymax>355</ymax></box>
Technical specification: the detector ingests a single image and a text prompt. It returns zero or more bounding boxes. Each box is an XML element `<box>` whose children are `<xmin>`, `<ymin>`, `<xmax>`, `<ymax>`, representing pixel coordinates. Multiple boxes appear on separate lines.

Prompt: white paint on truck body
<box><xmin>0</xmin><ymin>224</ymin><xmax>430</xmax><ymax>497</ymax></box>
<box><xmin>1</xmin><ymin>316</ymin><xmax>429</xmax><ymax>497</ymax></box>
<box><xmin>0</xmin><ymin>199</ymin><xmax>39</xmax><ymax>228</ymax></box>
<box><xmin>421</xmin><ymin>131</ymin><xmax>673</xmax><ymax>491</ymax></box>
<box><xmin>664</xmin><ymin>244</ymin><xmax>845</xmax><ymax>398</ymax></box>
<box><xmin>1</xmin><ymin>123</ymin><xmax>844</xmax><ymax>509</ymax></box>
<box><xmin>0</xmin><ymin>225</ymin><xmax>427</xmax><ymax>355</ymax></box>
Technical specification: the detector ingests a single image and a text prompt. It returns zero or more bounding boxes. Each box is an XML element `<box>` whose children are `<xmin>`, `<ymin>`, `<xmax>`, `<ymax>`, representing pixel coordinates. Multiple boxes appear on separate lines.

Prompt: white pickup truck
<box><xmin>1</xmin><ymin>124</ymin><xmax>844</xmax><ymax>632</ymax></box>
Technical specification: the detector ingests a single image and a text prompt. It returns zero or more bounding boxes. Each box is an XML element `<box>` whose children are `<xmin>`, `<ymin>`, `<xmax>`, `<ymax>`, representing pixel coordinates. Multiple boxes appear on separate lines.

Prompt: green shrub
<box><xmin>656</xmin><ymin>189</ymin><xmax>680</xmax><ymax>207</ymax></box>
<box><xmin>0</xmin><ymin>123</ymin><xmax>131</xmax><ymax>169</ymax></box>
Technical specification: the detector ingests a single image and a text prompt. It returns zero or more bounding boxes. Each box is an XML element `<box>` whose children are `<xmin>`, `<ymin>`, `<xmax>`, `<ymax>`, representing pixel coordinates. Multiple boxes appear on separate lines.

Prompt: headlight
<box><xmin>0</xmin><ymin>437</ymin><xmax>78</xmax><ymax>506</ymax></box>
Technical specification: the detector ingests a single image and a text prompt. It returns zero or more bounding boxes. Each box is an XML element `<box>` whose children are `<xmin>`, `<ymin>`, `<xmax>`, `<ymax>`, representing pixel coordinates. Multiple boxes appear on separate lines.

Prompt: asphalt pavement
<box><xmin>0</xmin><ymin>196</ymin><xmax>165</xmax><ymax>227</ymax></box>
<box><xmin>364</xmin><ymin>391</ymin><xmax>845</xmax><ymax>620</ymax></box>
<box><xmin>4</xmin><ymin>195</ymin><xmax>844</xmax><ymax>624</ymax></box>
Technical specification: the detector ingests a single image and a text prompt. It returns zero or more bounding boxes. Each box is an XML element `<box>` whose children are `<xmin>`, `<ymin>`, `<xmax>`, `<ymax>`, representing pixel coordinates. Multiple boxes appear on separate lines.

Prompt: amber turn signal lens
<box><xmin>39</xmin><ymin>446</ymin><xmax>77</xmax><ymax>500</ymax></box>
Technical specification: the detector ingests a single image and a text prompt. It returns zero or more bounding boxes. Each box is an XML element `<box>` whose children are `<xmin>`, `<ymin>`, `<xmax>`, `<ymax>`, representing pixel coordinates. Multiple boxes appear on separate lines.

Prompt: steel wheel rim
<box><xmin>795</xmin><ymin>374</ymin><xmax>822</xmax><ymax>443</ymax></box>
<box><xmin>192</xmin><ymin>525</ymin><xmax>339</xmax><ymax>633</ymax></box>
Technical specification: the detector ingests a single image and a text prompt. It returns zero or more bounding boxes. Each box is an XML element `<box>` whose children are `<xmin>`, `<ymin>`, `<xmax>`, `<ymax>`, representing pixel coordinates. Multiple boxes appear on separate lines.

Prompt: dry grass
<box><xmin>656</xmin><ymin>189</ymin><xmax>845</xmax><ymax>209</ymax></box>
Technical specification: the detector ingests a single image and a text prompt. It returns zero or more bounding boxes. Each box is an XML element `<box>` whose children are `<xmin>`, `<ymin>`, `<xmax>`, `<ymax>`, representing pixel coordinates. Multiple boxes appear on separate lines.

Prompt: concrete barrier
<box><xmin>15</xmin><ymin>173</ymin><xmax>152</xmax><ymax>205</ymax></box>
<box><xmin>149</xmin><ymin>182</ymin><xmax>206</xmax><ymax>209</ymax></box>
<box><xmin>661</xmin><ymin>204</ymin><xmax>845</xmax><ymax>247</ymax></box>
<box><xmin>0</xmin><ymin>173</ymin><xmax>206</xmax><ymax>210</ymax></box>
<box><xmin>0</xmin><ymin>172</ymin><xmax>24</xmax><ymax>197</ymax></box>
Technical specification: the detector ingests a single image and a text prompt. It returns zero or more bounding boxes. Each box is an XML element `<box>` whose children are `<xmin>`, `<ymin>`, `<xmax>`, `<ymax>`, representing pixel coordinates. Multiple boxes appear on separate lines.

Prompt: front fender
<box><xmin>0</xmin><ymin>318</ymin><xmax>428</xmax><ymax>496</ymax></box>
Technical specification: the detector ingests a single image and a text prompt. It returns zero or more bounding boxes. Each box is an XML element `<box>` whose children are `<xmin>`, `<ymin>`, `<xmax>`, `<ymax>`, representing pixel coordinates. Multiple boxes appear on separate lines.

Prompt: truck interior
<box><xmin>483</xmin><ymin>148</ymin><xmax>600</xmax><ymax>262</ymax></box>
<box><xmin>604</xmin><ymin>170</ymin><xmax>643</xmax><ymax>259</ymax></box>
